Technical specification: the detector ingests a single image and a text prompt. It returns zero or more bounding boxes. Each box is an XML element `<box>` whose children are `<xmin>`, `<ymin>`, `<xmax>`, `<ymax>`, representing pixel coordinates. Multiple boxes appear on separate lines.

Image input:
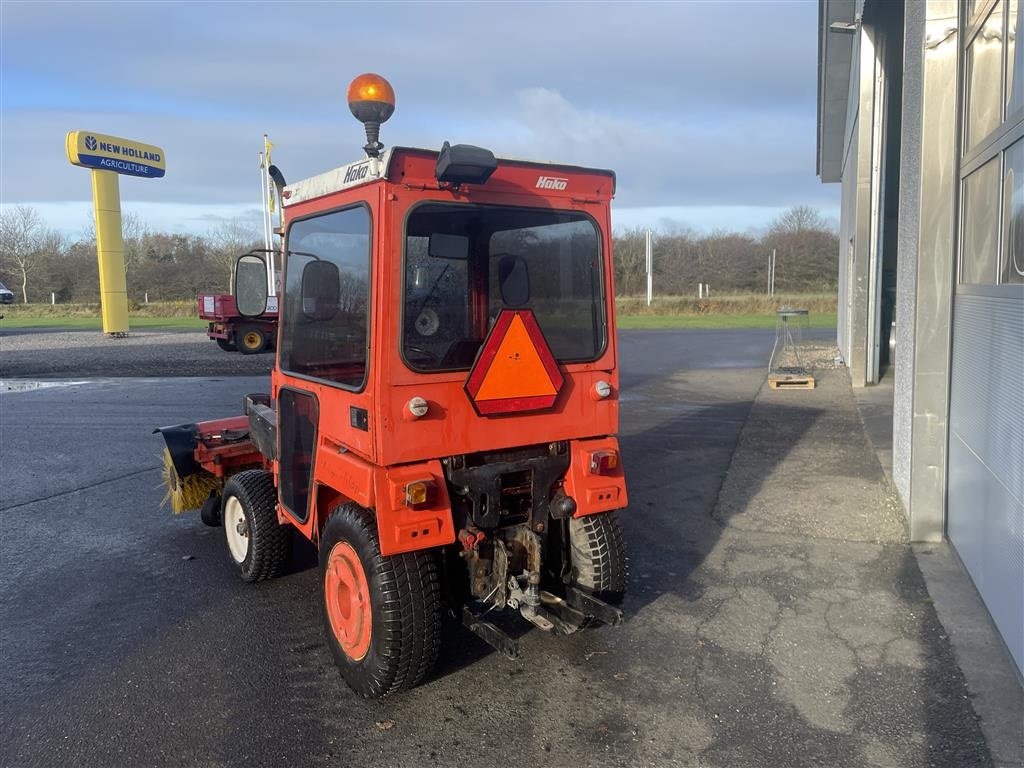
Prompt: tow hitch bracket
<box><xmin>461</xmin><ymin>606</ymin><xmax>520</xmax><ymax>660</ymax></box>
<box><xmin>565</xmin><ymin>586</ymin><xmax>624</xmax><ymax>627</ymax></box>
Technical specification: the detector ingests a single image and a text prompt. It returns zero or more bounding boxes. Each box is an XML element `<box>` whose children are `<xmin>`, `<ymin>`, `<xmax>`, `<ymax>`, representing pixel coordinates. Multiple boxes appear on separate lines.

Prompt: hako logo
<box><xmin>536</xmin><ymin>176</ymin><xmax>568</xmax><ymax>191</ymax></box>
<box><xmin>84</xmin><ymin>135</ymin><xmax>98</xmax><ymax>151</ymax></box>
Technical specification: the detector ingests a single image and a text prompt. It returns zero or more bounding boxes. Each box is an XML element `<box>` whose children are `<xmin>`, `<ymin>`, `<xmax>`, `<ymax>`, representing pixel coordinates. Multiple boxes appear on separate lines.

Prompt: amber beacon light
<box><xmin>347</xmin><ymin>73</ymin><xmax>396</xmax><ymax>158</ymax></box>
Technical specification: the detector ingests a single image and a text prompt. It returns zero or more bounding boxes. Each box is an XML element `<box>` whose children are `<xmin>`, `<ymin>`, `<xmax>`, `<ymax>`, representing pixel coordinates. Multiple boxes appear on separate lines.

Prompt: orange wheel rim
<box><xmin>324</xmin><ymin>541</ymin><xmax>372</xmax><ymax>660</ymax></box>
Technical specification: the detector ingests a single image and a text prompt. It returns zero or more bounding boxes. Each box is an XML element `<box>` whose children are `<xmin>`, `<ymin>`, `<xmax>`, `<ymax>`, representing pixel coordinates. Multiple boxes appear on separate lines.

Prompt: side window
<box><xmin>280</xmin><ymin>207</ymin><xmax>371</xmax><ymax>388</ymax></box>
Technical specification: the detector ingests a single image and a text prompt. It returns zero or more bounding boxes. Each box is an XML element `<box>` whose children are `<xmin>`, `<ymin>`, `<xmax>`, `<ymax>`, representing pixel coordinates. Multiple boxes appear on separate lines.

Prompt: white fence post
<box><xmin>645</xmin><ymin>229</ymin><xmax>653</xmax><ymax>307</ymax></box>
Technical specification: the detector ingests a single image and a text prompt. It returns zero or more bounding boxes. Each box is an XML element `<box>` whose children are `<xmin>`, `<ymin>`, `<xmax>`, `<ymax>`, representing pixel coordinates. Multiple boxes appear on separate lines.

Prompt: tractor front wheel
<box><xmin>569</xmin><ymin>511</ymin><xmax>628</xmax><ymax>605</ymax></box>
<box><xmin>215</xmin><ymin>337</ymin><xmax>237</xmax><ymax>352</ymax></box>
<box><xmin>237</xmin><ymin>325</ymin><xmax>266</xmax><ymax>355</ymax></box>
<box><xmin>319</xmin><ymin>503</ymin><xmax>441</xmax><ymax>697</ymax></box>
<box><xmin>221</xmin><ymin>470</ymin><xmax>290</xmax><ymax>582</ymax></box>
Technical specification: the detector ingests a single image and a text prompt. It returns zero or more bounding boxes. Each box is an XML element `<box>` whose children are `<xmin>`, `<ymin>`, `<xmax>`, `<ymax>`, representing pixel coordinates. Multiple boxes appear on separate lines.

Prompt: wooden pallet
<box><xmin>768</xmin><ymin>374</ymin><xmax>816</xmax><ymax>390</ymax></box>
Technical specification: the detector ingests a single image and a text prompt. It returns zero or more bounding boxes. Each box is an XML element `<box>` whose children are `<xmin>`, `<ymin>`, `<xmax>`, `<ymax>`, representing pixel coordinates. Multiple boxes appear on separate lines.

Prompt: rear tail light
<box><xmin>588</xmin><ymin>450</ymin><xmax>619</xmax><ymax>475</ymax></box>
<box><xmin>404</xmin><ymin>479</ymin><xmax>435</xmax><ymax>507</ymax></box>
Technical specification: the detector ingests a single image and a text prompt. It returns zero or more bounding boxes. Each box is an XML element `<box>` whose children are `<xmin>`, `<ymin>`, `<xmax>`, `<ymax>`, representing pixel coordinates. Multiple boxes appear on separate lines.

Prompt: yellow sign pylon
<box><xmin>66</xmin><ymin>130</ymin><xmax>166</xmax><ymax>336</ymax></box>
<box><xmin>90</xmin><ymin>170</ymin><xmax>129</xmax><ymax>335</ymax></box>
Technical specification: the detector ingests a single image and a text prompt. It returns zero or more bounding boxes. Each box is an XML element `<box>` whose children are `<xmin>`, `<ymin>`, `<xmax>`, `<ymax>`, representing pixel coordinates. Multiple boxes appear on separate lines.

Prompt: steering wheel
<box><xmin>405</xmin><ymin>344</ymin><xmax>441</xmax><ymax>367</ymax></box>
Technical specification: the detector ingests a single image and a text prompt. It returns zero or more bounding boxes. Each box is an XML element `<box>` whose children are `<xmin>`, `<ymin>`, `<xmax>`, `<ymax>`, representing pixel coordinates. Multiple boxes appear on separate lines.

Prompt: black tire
<box><xmin>569</xmin><ymin>511</ymin><xmax>628</xmax><ymax>604</ymax></box>
<box><xmin>200</xmin><ymin>492</ymin><xmax>222</xmax><ymax>527</ymax></box>
<box><xmin>221</xmin><ymin>470</ymin><xmax>290</xmax><ymax>582</ymax></box>
<box><xmin>215</xmin><ymin>337</ymin><xmax>237</xmax><ymax>352</ymax></box>
<box><xmin>237</xmin><ymin>325</ymin><xmax>266</xmax><ymax>355</ymax></box>
<box><xmin>319</xmin><ymin>503</ymin><xmax>441</xmax><ymax>698</ymax></box>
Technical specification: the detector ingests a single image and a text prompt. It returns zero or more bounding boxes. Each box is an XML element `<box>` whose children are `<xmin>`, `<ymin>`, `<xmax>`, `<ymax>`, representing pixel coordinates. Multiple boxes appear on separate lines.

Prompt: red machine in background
<box><xmin>198</xmin><ymin>288</ymin><xmax>278</xmax><ymax>354</ymax></box>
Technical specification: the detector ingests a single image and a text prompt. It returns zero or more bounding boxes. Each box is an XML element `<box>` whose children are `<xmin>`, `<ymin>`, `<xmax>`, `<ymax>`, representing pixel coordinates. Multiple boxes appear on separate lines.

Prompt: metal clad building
<box><xmin>817</xmin><ymin>0</ymin><xmax>1023</xmax><ymax>676</ymax></box>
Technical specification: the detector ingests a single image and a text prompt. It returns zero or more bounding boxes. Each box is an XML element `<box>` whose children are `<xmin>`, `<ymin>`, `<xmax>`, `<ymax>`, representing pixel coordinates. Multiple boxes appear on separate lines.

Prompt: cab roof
<box><xmin>282</xmin><ymin>146</ymin><xmax>616</xmax><ymax>208</ymax></box>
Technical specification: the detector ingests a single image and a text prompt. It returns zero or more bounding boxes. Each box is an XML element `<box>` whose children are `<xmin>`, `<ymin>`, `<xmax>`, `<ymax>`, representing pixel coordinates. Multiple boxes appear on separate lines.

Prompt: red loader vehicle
<box><xmin>198</xmin><ymin>290</ymin><xmax>278</xmax><ymax>354</ymax></box>
<box><xmin>158</xmin><ymin>74</ymin><xmax>628</xmax><ymax>697</ymax></box>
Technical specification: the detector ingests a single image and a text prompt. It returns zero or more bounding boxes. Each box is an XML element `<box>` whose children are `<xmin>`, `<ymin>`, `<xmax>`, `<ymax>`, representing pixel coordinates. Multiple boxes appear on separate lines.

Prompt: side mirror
<box><xmin>235</xmin><ymin>254</ymin><xmax>268</xmax><ymax>317</ymax></box>
<box><xmin>429</xmin><ymin>232</ymin><xmax>469</xmax><ymax>260</ymax></box>
<box><xmin>497</xmin><ymin>254</ymin><xmax>530</xmax><ymax>306</ymax></box>
<box><xmin>301</xmin><ymin>260</ymin><xmax>341</xmax><ymax>321</ymax></box>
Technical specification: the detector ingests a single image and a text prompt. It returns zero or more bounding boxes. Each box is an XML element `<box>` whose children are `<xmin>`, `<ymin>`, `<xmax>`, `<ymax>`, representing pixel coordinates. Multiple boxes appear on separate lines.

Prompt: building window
<box><xmin>959</xmin><ymin>0</ymin><xmax>1024</xmax><ymax>286</ymax></box>
<box><xmin>1009</xmin><ymin>0</ymin><xmax>1021</xmax><ymax>114</ymax></box>
<box><xmin>966</xmin><ymin>1</ymin><xmax>1003</xmax><ymax>152</ymax></box>
<box><xmin>1003</xmin><ymin>139</ymin><xmax>1024</xmax><ymax>283</ymax></box>
<box><xmin>962</xmin><ymin>159</ymin><xmax>1000</xmax><ymax>283</ymax></box>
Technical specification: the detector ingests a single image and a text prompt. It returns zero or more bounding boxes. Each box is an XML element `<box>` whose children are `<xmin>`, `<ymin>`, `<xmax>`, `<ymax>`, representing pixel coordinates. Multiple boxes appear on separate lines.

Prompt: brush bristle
<box><xmin>161</xmin><ymin>448</ymin><xmax>222</xmax><ymax>513</ymax></box>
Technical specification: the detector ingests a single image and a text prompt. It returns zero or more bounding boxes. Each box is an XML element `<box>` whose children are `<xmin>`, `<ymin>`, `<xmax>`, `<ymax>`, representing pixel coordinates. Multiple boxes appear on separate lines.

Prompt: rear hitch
<box><xmin>461</xmin><ymin>606</ymin><xmax>519</xmax><ymax>660</ymax></box>
<box><xmin>564</xmin><ymin>585</ymin><xmax>624</xmax><ymax>627</ymax></box>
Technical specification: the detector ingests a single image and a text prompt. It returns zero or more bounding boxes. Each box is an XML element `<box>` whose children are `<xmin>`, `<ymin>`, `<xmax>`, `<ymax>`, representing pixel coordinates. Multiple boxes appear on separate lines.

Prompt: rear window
<box><xmin>403</xmin><ymin>203</ymin><xmax>605</xmax><ymax>371</ymax></box>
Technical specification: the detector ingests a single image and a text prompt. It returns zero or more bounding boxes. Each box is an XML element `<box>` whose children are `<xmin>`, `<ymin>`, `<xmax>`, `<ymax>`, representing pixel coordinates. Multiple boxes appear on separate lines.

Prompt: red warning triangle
<box><xmin>465</xmin><ymin>309</ymin><xmax>564</xmax><ymax>415</ymax></box>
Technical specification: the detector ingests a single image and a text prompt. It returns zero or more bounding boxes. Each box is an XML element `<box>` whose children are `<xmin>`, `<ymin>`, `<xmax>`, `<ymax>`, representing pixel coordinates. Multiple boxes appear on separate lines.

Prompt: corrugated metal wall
<box><xmin>947</xmin><ymin>293</ymin><xmax>1024</xmax><ymax>675</ymax></box>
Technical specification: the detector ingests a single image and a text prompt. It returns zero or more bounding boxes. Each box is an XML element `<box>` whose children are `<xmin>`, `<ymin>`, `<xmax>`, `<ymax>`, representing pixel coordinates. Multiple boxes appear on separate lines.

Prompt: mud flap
<box><xmin>153</xmin><ymin>423</ymin><xmax>200</xmax><ymax>479</ymax></box>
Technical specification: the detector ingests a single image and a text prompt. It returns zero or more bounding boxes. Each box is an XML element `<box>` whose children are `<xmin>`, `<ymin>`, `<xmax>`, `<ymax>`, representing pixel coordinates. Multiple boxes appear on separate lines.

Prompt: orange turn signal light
<box><xmin>404</xmin><ymin>479</ymin><xmax>435</xmax><ymax>508</ymax></box>
<box><xmin>588</xmin><ymin>450</ymin><xmax>619</xmax><ymax>476</ymax></box>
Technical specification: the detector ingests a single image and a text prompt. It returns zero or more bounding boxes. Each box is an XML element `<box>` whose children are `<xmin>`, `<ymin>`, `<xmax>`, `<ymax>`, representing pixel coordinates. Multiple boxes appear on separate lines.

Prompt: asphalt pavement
<box><xmin>0</xmin><ymin>328</ymin><xmax>996</xmax><ymax>767</ymax></box>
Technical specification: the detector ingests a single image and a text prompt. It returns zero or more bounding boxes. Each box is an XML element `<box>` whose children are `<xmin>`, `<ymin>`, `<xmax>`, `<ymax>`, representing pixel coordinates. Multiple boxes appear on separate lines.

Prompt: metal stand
<box><xmin>768</xmin><ymin>307</ymin><xmax>815</xmax><ymax>389</ymax></box>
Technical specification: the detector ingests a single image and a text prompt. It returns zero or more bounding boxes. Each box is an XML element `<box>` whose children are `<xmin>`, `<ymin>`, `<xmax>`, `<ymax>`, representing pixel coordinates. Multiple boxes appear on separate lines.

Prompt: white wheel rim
<box><xmin>224</xmin><ymin>496</ymin><xmax>250</xmax><ymax>564</ymax></box>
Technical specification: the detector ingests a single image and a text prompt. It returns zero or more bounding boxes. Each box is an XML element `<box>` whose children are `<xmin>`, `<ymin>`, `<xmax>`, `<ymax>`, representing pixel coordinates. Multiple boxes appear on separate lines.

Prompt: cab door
<box><xmin>273</xmin><ymin>199</ymin><xmax>377</xmax><ymax>526</ymax></box>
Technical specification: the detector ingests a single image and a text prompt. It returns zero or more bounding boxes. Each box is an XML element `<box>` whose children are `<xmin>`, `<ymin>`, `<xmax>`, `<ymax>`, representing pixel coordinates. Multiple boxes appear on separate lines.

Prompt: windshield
<box><xmin>403</xmin><ymin>203</ymin><xmax>605</xmax><ymax>371</ymax></box>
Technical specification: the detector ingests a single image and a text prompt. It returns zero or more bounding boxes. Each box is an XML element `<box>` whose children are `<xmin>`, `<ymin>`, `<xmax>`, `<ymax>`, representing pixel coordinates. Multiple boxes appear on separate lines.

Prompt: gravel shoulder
<box><xmin>0</xmin><ymin>329</ymin><xmax>273</xmax><ymax>379</ymax></box>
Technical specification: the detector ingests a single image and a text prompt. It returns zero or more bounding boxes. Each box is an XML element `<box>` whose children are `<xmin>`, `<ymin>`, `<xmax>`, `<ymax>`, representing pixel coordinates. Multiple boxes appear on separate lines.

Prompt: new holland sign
<box><xmin>66</xmin><ymin>131</ymin><xmax>166</xmax><ymax>178</ymax></box>
<box><xmin>65</xmin><ymin>129</ymin><xmax>166</xmax><ymax>336</ymax></box>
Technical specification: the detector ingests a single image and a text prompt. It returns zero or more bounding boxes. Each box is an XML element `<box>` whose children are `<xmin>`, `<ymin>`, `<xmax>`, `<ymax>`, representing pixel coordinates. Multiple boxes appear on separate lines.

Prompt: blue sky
<box><xmin>0</xmin><ymin>0</ymin><xmax>837</xmax><ymax>238</ymax></box>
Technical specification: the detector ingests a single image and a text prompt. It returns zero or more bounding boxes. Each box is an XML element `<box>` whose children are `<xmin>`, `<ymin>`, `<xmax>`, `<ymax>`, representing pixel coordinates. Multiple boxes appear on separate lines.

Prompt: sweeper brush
<box><xmin>161</xmin><ymin>447</ymin><xmax>221</xmax><ymax>514</ymax></box>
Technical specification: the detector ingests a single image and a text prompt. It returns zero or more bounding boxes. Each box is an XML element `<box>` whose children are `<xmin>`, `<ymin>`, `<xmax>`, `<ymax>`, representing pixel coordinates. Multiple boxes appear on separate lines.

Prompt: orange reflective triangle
<box><xmin>474</xmin><ymin>314</ymin><xmax>557</xmax><ymax>401</ymax></box>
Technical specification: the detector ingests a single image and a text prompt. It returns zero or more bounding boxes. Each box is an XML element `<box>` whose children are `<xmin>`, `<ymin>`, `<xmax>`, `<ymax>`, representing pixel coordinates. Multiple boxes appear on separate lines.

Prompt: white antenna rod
<box><xmin>258</xmin><ymin>150</ymin><xmax>273</xmax><ymax>297</ymax></box>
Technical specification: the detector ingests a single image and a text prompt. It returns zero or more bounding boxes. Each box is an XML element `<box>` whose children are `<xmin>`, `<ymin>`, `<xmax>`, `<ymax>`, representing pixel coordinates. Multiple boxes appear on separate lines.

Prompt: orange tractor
<box><xmin>158</xmin><ymin>74</ymin><xmax>628</xmax><ymax>697</ymax></box>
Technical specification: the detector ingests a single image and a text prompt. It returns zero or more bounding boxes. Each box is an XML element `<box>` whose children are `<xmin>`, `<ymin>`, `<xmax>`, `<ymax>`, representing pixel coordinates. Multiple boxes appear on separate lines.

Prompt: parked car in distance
<box><xmin>0</xmin><ymin>281</ymin><xmax>14</xmax><ymax>304</ymax></box>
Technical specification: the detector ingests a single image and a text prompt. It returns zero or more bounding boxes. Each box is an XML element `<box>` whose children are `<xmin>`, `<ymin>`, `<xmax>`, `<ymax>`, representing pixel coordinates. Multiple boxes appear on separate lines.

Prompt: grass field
<box><xmin>0</xmin><ymin>315</ymin><xmax>205</xmax><ymax>330</ymax></box>
<box><xmin>617</xmin><ymin>312</ymin><xmax>836</xmax><ymax>329</ymax></box>
<box><xmin>1</xmin><ymin>294</ymin><xmax>837</xmax><ymax>331</ymax></box>
<box><xmin>0</xmin><ymin>300</ymin><xmax>202</xmax><ymax>330</ymax></box>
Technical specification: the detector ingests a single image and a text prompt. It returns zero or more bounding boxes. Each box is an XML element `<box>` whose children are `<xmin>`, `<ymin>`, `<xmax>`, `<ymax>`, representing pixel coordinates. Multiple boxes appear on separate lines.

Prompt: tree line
<box><xmin>0</xmin><ymin>204</ymin><xmax>837</xmax><ymax>304</ymax></box>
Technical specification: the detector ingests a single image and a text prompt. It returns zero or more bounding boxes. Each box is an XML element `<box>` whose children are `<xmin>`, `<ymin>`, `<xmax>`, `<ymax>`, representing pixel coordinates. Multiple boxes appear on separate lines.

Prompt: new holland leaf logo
<box><xmin>85</xmin><ymin>135</ymin><xmax>97</xmax><ymax>151</ymax></box>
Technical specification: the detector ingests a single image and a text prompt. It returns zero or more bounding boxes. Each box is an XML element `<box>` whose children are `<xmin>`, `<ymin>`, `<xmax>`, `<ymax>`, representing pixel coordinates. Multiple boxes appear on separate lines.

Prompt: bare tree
<box><xmin>78</xmin><ymin>210</ymin><xmax>150</xmax><ymax>278</ymax></box>
<box><xmin>208</xmin><ymin>218</ymin><xmax>262</xmax><ymax>290</ymax></box>
<box><xmin>121</xmin><ymin>212</ymin><xmax>150</xmax><ymax>279</ymax></box>
<box><xmin>0</xmin><ymin>205</ymin><xmax>43</xmax><ymax>303</ymax></box>
<box><xmin>764</xmin><ymin>206</ymin><xmax>839</xmax><ymax>292</ymax></box>
<box><xmin>768</xmin><ymin>205</ymin><xmax>828</xmax><ymax>236</ymax></box>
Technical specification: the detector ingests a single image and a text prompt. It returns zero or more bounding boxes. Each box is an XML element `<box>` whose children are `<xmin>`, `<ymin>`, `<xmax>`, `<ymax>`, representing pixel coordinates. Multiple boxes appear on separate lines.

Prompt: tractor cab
<box><xmin>159</xmin><ymin>74</ymin><xmax>628</xmax><ymax>697</ymax></box>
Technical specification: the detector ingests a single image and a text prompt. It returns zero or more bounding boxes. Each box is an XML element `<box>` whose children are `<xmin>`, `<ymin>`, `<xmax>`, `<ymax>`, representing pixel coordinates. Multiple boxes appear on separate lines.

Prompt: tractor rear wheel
<box><xmin>237</xmin><ymin>325</ymin><xmax>266</xmax><ymax>355</ymax></box>
<box><xmin>569</xmin><ymin>511</ymin><xmax>628</xmax><ymax>604</ymax></box>
<box><xmin>215</xmin><ymin>337</ymin><xmax>237</xmax><ymax>352</ymax></box>
<box><xmin>221</xmin><ymin>470</ymin><xmax>290</xmax><ymax>582</ymax></box>
<box><xmin>319</xmin><ymin>502</ymin><xmax>441</xmax><ymax>698</ymax></box>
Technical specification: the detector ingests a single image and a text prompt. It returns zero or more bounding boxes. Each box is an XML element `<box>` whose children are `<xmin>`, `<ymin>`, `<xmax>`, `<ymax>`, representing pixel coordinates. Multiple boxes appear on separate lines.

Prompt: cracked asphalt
<box><xmin>0</xmin><ymin>329</ymin><xmax>993</xmax><ymax>767</ymax></box>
